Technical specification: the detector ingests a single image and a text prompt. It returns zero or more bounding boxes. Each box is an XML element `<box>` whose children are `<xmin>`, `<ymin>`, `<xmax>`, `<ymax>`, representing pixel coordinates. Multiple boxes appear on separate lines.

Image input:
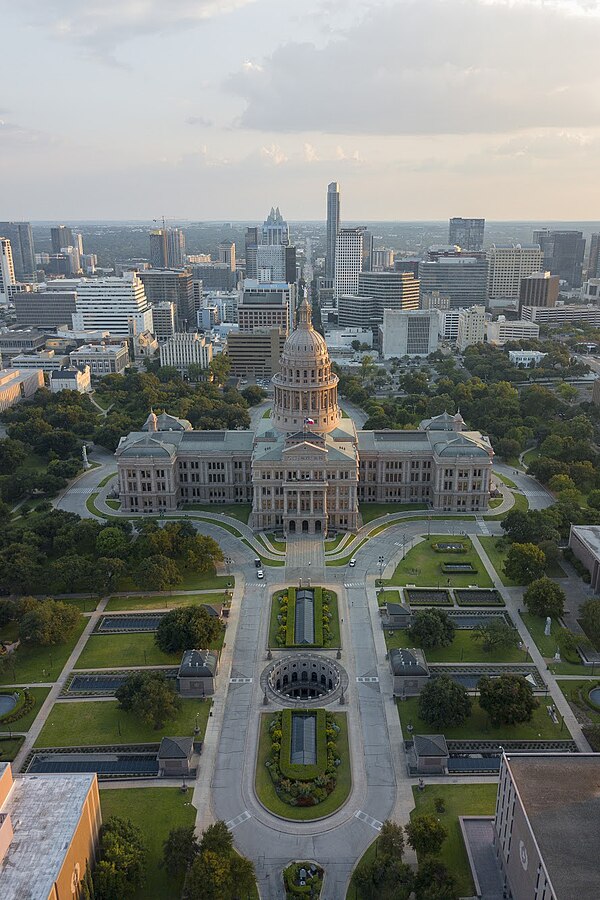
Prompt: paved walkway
<box><xmin>285</xmin><ymin>535</ymin><xmax>325</xmax><ymax>580</ymax></box>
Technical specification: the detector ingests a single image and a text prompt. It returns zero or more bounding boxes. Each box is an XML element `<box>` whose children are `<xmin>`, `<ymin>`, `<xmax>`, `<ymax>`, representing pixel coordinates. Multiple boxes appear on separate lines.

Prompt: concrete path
<box><xmin>286</xmin><ymin>535</ymin><xmax>325</xmax><ymax>581</ymax></box>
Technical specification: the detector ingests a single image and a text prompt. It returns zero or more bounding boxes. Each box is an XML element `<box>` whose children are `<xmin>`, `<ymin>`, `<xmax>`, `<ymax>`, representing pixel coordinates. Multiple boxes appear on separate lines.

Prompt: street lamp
<box><xmin>378</xmin><ymin>555</ymin><xmax>385</xmax><ymax>585</ymax></box>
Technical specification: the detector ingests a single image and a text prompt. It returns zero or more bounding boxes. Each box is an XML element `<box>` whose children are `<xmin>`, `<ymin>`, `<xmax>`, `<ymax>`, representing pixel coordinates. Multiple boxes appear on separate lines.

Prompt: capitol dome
<box><xmin>272</xmin><ymin>295</ymin><xmax>340</xmax><ymax>434</ymax></box>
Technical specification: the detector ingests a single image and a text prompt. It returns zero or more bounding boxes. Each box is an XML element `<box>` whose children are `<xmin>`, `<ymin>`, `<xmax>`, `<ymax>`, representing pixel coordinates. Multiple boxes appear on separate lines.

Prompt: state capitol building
<box><xmin>116</xmin><ymin>298</ymin><xmax>494</xmax><ymax>534</ymax></box>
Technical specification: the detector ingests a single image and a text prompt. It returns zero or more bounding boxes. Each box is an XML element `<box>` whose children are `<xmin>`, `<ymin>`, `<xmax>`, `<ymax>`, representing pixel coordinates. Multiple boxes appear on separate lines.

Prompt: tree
<box><xmin>580</xmin><ymin>598</ymin><xmax>600</xmax><ymax>648</ymax></box>
<box><xmin>155</xmin><ymin>605</ymin><xmax>221</xmax><ymax>654</ymax></box>
<box><xmin>473</xmin><ymin>618</ymin><xmax>519</xmax><ymax>653</ymax></box>
<box><xmin>417</xmin><ymin>676</ymin><xmax>471</xmax><ymax>730</ymax></box>
<box><xmin>115</xmin><ymin>671</ymin><xmax>182</xmax><ymax>729</ymax></box>
<box><xmin>0</xmin><ymin>599</ymin><xmax>16</xmax><ymax>627</ymax></box>
<box><xmin>208</xmin><ymin>354</ymin><xmax>231</xmax><ymax>386</ymax></box>
<box><xmin>183</xmin><ymin>850</ymin><xmax>233</xmax><ymax>900</ymax></box>
<box><xmin>19</xmin><ymin>600</ymin><xmax>81</xmax><ymax>646</ymax></box>
<box><xmin>50</xmin><ymin>554</ymin><xmax>95</xmax><ymax>593</ymax></box>
<box><xmin>240</xmin><ymin>385</ymin><xmax>266</xmax><ymax>406</ymax></box>
<box><xmin>96</xmin><ymin>527</ymin><xmax>131</xmax><ymax>559</ymax></box>
<box><xmin>504</xmin><ymin>542</ymin><xmax>546</xmax><ymax>584</ymax></box>
<box><xmin>587</xmin><ymin>490</ymin><xmax>600</xmax><ymax>511</ymax></box>
<box><xmin>0</xmin><ymin>437</ymin><xmax>26</xmax><ymax>475</ymax></box>
<box><xmin>198</xmin><ymin>820</ymin><xmax>234</xmax><ymax>856</ymax></box>
<box><xmin>405</xmin><ymin>814</ymin><xmax>447</xmax><ymax>856</ymax></box>
<box><xmin>228</xmin><ymin>854</ymin><xmax>256</xmax><ymax>897</ymax></box>
<box><xmin>135</xmin><ymin>554</ymin><xmax>182</xmax><ymax>592</ymax></box>
<box><xmin>548</xmin><ymin>474</ymin><xmax>576</xmax><ymax>493</ymax></box>
<box><xmin>352</xmin><ymin>857</ymin><xmax>414</xmax><ymax>900</ymax></box>
<box><xmin>478</xmin><ymin>674</ymin><xmax>538</xmax><ymax>726</ymax></box>
<box><xmin>409</xmin><ymin>608</ymin><xmax>455</xmax><ymax>649</ymax></box>
<box><xmin>95</xmin><ymin>557</ymin><xmax>127</xmax><ymax>596</ymax></box>
<box><xmin>414</xmin><ymin>858</ymin><xmax>456</xmax><ymax>900</ymax></box>
<box><xmin>378</xmin><ymin>819</ymin><xmax>405</xmax><ymax>859</ymax></box>
<box><xmin>93</xmin><ymin>817</ymin><xmax>146</xmax><ymax>900</ymax></box>
<box><xmin>162</xmin><ymin>825</ymin><xmax>199</xmax><ymax>877</ymax></box>
<box><xmin>523</xmin><ymin>577</ymin><xmax>566</xmax><ymax>619</ymax></box>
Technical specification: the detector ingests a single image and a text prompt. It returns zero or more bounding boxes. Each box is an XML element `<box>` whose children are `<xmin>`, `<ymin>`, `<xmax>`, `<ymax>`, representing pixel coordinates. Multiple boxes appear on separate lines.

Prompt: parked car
<box><xmin>349</xmin><ymin>558</ymin><xmax>356</xmax><ymax>567</ymax></box>
<box><xmin>254</xmin><ymin>558</ymin><xmax>262</xmax><ymax>568</ymax></box>
<box><xmin>257</xmin><ymin>569</ymin><xmax>264</xmax><ymax>579</ymax></box>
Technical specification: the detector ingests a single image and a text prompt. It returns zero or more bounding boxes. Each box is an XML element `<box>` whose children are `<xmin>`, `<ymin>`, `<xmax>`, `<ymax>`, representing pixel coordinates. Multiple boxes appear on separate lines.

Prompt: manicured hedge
<box><xmin>431</xmin><ymin>542</ymin><xmax>469</xmax><ymax>554</ymax></box>
<box><xmin>314</xmin><ymin>587</ymin><xmax>324</xmax><ymax>647</ymax></box>
<box><xmin>441</xmin><ymin>563</ymin><xmax>477</xmax><ymax>574</ymax></box>
<box><xmin>280</xmin><ymin>708</ymin><xmax>327</xmax><ymax>781</ymax></box>
<box><xmin>0</xmin><ymin>688</ymin><xmax>35</xmax><ymax>725</ymax></box>
<box><xmin>285</xmin><ymin>587</ymin><xmax>297</xmax><ymax>647</ymax></box>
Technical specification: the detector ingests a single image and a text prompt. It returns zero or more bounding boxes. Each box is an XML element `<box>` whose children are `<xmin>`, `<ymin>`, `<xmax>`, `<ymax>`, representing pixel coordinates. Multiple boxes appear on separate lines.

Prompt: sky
<box><xmin>1</xmin><ymin>0</ymin><xmax>600</xmax><ymax>220</ymax></box>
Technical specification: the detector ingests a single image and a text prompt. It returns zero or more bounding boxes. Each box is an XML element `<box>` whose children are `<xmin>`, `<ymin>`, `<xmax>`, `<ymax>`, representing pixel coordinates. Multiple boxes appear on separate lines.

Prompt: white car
<box><xmin>349</xmin><ymin>558</ymin><xmax>356</xmax><ymax>567</ymax></box>
<box><xmin>257</xmin><ymin>569</ymin><xmax>264</xmax><ymax>579</ymax></box>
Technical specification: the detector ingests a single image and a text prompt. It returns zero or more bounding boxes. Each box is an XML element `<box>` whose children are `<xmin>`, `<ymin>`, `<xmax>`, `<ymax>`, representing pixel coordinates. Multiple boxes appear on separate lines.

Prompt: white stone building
<box><xmin>486</xmin><ymin>244</ymin><xmax>544</xmax><ymax>302</ymax></box>
<box><xmin>457</xmin><ymin>305</ymin><xmax>486</xmax><ymax>351</ymax></box>
<box><xmin>159</xmin><ymin>332</ymin><xmax>212</xmax><ymax>375</ymax></box>
<box><xmin>380</xmin><ymin>309</ymin><xmax>440</xmax><ymax>358</ymax></box>
<box><xmin>71</xmin><ymin>273</ymin><xmax>153</xmax><ymax>336</ymax></box>
<box><xmin>486</xmin><ymin>317</ymin><xmax>540</xmax><ymax>345</ymax></box>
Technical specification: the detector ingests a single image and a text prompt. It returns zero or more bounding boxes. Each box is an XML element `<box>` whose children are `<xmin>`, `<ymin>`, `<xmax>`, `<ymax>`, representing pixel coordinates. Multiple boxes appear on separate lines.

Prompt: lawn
<box><xmin>105</xmin><ymin>592</ymin><xmax>228</xmax><ymax>612</ymax></box>
<box><xmin>360</xmin><ymin>502</ymin><xmax>427</xmax><ymax>524</ymax></box>
<box><xmin>262</xmin><ymin>407</ymin><xmax>272</xmax><ymax>418</ymax></box>
<box><xmin>411</xmin><ymin>784</ymin><xmax>498</xmax><ymax>897</ymax></box>
<box><xmin>74</xmin><ymin>630</ymin><xmax>223</xmax><ymax>669</ymax></box>
<box><xmin>520</xmin><ymin>612</ymin><xmax>561</xmax><ymax>659</ymax></box>
<box><xmin>35</xmin><ymin>697</ymin><xmax>212</xmax><ymax>747</ymax></box>
<box><xmin>495</xmin><ymin>472</ymin><xmax>518</xmax><ymax>489</ymax></box>
<box><xmin>378</xmin><ymin>588</ymin><xmax>401</xmax><ymax>607</ymax></box>
<box><xmin>242</xmin><ymin>539</ymin><xmax>286</xmax><ymax>566</ymax></box>
<box><xmin>97</xmin><ymin>471</ymin><xmax>118</xmax><ymax>487</ymax></box>
<box><xmin>326</xmin><ymin>537</ymin><xmax>369</xmax><ymax>566</ymax></box>
<box><xmin>396</xmin><ymin>696</ymin><xmax>571</xmax><ymax>739</ymax></box>
<box><xmin>385</xmin><ymin>628</ymin><xmax>526</xmax><ymax>663</ymax></box>
<box><xmin>106</xmin><ymin>499</ymin><xmax>120</xmax><ymax>509</ymax></box>
<box><xmin>385</xmin><ymin>536</ymin><xmax>492</xmax><ymax>588</ymax></box>
<box><xmin>255</xmin><ymin>712</ymin><xmax>351</xmax><ymax>820</ymax></box>
<box><xmin>477</xmin><ymin>536</ymin><xmax>518</xmax><ymax>586</ymax></box>
<box><xmin>99</xmin><ymin>787</ymin><xmax>196</xmax><ymax>900</ymax></box>
<box><xmin>0</xmin><ymin>687</ymin><xmax>51</xmax><ymax>733</ymax></box>
<box><xmin>522</xmin><ymin>447</ymin><xmax>540</xmax><ymax>468</ymax></box>
<box><xmin>182</xmin><ymin>503</ymin><xmax>251</xmax><ymax>523</ymax></box>
<box><xmin>0</xmin><ymin>736</ymin><xmax>25</xmax><ymax>761</ymax></box>
<box><xmin>0</xmin><ymin>618</ymin><xmax>88</xmax><ymax>685</ymax></box>
<box><xmin>324</xmin><ymin>534</ymin><xmax>345</xmax><ymax>552</ymax></box>
<box><xmin>265</xmin><ymin>532</ymin><xmax>286</xmax><ymax>552</ymax></box>
<box><xmin>557</xmin><ymin>679</ymin><xmax>600</xmax><ymax>724</ymax></box>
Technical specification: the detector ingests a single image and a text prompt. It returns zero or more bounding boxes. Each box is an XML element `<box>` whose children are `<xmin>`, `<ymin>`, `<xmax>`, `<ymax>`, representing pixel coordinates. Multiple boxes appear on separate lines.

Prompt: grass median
<box><xmin>385</xmin><ymin>535</ymin><xmax>492</xmax><ymax>588</ymax></box>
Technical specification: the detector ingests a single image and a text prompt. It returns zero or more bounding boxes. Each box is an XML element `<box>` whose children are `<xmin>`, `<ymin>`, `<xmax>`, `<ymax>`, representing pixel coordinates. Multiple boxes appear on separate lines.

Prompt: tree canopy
<box><xmin>155</xmin><ymin>605</ymin><xmax>222</xmax><ymax>654</ymax></box>
<box><xmin>115</xmin><ymin>671</ymin><xmax>182</xmax><ymax>729</ymax></box>
<box><xmin>478</xmin><ymin>674</ymin><xmax>538</xmax><ymax>726</ymax></box>
<box><xmin>523</xmin><ymin>577</ymin><xmax>566</xmax><ymax>619</ymax></box>
<box><xmin>417</xmin><ymin>675</ymin><xmax>471</xmax><ymax>730</ymax></box>
<box><xmin>409</xmin><ymin>608</ymin><xmax>455</xmax><ymax>649</ymax></box>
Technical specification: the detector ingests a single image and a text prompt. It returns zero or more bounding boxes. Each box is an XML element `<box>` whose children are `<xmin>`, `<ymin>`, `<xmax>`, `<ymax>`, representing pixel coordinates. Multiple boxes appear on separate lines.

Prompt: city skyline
<box><xmin>2</xmin><ymin>0</ymin><xmax>600</xmax><ymax>219</ymax></box>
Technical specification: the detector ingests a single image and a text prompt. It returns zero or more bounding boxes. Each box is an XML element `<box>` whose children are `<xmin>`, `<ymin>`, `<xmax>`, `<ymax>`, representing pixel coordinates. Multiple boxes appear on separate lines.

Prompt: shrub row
<box><xmin>285</xmin><ymin>587</ymin><xmax>297</xmax><ymax>647</ymax></box>
<box><xmin>431</xmin><ymin>542</ymin><xmax>469</xmax><ymax>554</ymax></box>
<box><xmin>441</xmin><ymin>563</ymin><xmax>477</xmax><ymax>574</ymax></box>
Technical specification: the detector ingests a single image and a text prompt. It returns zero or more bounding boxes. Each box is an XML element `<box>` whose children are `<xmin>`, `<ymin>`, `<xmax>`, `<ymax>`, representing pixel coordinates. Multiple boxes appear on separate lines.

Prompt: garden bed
<box><xmin>284</xmin><ymin>862</ymin><xmax>323</xmax><ymax>897</ymax></box>
<box><xmin>432</xmin><ymin>542</ymin><xmax>467</xmax><ymax>553</ymax></box>
<box><xmin>442</xmin><ymin>563</ymin><xmax>477</xmax><ymax>574</ymax></box>
<box><xmin>455</xmin><ymin>589</ymin><xmax>504</xmax><ymax>607</ymax></box>
<box><xmin>269</xmin><ymin>588</ymin><xmax>339</xmax><ymax>648</ymax></box>
<box><xmin>280</xmin><ymin>709</ymin><xmax>327</xmax><ymax>781</ymax></box>
<box><xmin>405</xmin><ymin>588</ymin><xmax>453</xmax><ymax>606</ymax></box>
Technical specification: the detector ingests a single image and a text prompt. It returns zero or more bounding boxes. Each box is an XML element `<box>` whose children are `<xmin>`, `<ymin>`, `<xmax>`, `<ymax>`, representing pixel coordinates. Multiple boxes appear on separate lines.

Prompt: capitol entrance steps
<box><xmin>285</xmin><ymin>535</ymin><xmax>325</xmax><ymax>580</ymax></box>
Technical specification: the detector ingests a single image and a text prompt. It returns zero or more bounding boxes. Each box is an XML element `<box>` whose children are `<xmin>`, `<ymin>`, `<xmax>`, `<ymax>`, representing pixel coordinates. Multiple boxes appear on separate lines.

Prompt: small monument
<box><xmin>82</xmin><ymin>444</ymin><xmax>91</xmax><ymax>470</ymax></box>
<box><xmin>544</xmin><ymin>616</ymin><xmax>552</xmax><ymax>637</ymax></box>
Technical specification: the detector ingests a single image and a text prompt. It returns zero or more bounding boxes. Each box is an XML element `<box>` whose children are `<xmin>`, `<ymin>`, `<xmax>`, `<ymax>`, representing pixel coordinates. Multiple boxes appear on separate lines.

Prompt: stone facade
<box><xmin>116</xmin><ymin>298</ymin><xmax>494</xmax><ymax>532</ymax></box>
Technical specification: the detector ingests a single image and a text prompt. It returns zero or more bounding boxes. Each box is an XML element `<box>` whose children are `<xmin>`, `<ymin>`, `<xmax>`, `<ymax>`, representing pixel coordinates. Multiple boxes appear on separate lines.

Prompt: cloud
<box><xmin>186</xmin><ymin>116</ymin><xmax>214</xmax><ymax>127</ymax></box>
<box><xmin>20</xmin><ymin>0</ymin><xmax>257</xmax><ymax>58</ymax></box>
<box><xmin>303</xmin><ymin>143</ymin><xmax>319</xmax><ymax>162</ymax></box>
<box><xmin>260</xmin><ymin>143</ymin><xmax>288</xmax><ymax>165</ymax></box>
<box><xmin>226</xmin><ymin>0</ymin><xmax>600</xmax><ymax>135</ymax></box>
<box><xmin>0</xmin><ymin>119</ymin><xmax>56</xmax><ymax>151</ymax></box>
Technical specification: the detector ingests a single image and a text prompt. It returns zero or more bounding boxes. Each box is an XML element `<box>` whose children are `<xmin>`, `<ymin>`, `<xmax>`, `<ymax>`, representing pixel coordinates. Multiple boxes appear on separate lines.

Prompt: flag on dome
<box><xmin>304</xmin><ymin>417</ymin><xmax>315</xmax><ymax>425</ymax></box>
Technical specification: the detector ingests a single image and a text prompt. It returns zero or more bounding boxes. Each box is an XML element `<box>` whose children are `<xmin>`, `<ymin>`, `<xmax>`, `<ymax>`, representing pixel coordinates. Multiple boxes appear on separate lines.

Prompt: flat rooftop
<box><xmin>507</xmin><ymin>755</ymin><xmax>600</xmax><ymax>900</ymax></box>
<box><xmin>571</xmin><ymin>524</ymin><xmax>600</xmax><ymax>559</ymax></box>
<box><xmin>0</xmin><ymin>763</ymin><xmax>95</xmax><ymax>900</ymax></box>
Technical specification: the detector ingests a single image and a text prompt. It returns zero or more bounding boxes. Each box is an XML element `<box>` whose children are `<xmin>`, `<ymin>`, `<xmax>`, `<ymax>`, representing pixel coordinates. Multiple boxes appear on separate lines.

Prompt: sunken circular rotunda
<box><xmin>262</xmin><ymin>654</ymin><xmax>348</xmax><ymax>706</ymax></box>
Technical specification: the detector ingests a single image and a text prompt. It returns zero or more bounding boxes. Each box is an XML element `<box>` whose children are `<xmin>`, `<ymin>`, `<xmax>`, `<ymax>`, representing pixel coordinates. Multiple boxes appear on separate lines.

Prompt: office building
<box><xmin>457</xmin><ymin>305</ymin><xmax>486</xmax><ymax>351</ymax></box>
<box><xmin>50</xmin><ymin>225</ymin><xmax>74</xmax><ymax>254</ymax></box>
<box><xmin>159</xmin><ymin>332</ymin><xmax>212</xmax><ymax>375</ymax></box>
<box><xmin>380</xmin><ymin>309</ymin><xmax>439</xmax><ymax>358</ymax></box>
<box><xmin>486</xmin><ymin>316</ymin><xmax>540</xmax><ymax>345</ymax></box>
<box><xmin>0</xmin><ymin>222</ymin><xmax>35</xmax><ymax>283</ymax></box>
<box><xmin>0</xmin><ymin>368</ymin><xmax>44</xmax><ymax>411</ymax></box>
<box><xmin>244</xmin><ymin>226</ymin><xmax>259</xmax><ymax>279</ymax></box>
<box><xmin>11</xmin><ymin>349</ymin><xmax>70</xmax><ymax>372</ymax></box>
<box><xmin>70</xmin><ymin>341</ymin><xmax>130</xmax><ymax>375</ymax></box>
<box><xmin>421</xmin><ymin>291</ymin><xmax>450</xmax><ymax>311</ymax></box>
<box><xmin>255</xmin><ymin>207</ymin><xmax>293</xmax><ymax>283</ymax></box>
<box><xmin>588</xmin><ymin>233</ymin><xmax>600</xmax><ymax>279</ymax></box>
<box><xmin>418</xmin><ymin>255</ymin><xmax>488</xmax><ymax>309</ymax></box>
<box><xmin>337</xmin><ymin>295</ymin><xmax>374</xmax><ymax>329</ymax></box>
<box><xmin>167</xmin><ymin>228</ymin><xmax>186</xmax><ymax>267</ymax></box>
<box><xmin>0</xmin><ymin>328</ymin><xmax>47</xmax><ymax>366</ymax></box>
<box><xmin>533</xmin><ymin>229</ymin><xmax>586</xmax><ymax>288</ymax></box>
<box><xmin>0</xmin><ymin>237</ymin><xmax>16</xmax><ymax>304</ymax></box>
<box><xmin>521</xmin><ymin>304</ymin><xmax>600</xmax><ymax>326</ymax></box>
<box><xmin>151</xmin><ymin>301</ymin><xmax>177</xmax><ymax>341</ymax></box>
<box><xmin>581</xmin><ymin>279</ymin><xmax>600</xmax><ymax>303</ymax></box>
<box><xmin>81</xmin><ymin>253</ymin><xmax>97</xmax><ymax>275</ymax></box>
<box><xmin>326</xmin><ymin>182</ymin><xmax>340</xmax><ymax>280</ymax></box>
<box><xmin>226</xmin><ymin>327</ymin><xmax>287</xmax><ymax>378</ymax></box>
<box><xmin>361</xmin><ymin>230</ymin><xmax>373</xmax><ymax>273</ymax></box>
<box><xmin>238</xmin><ymin>282</ymin><xmax>292</xmax><ymax>333</ymax></box>
<box><xmin>394</xmin><ymin>258</ymin><xmax>420</xmax><ymax>278</ymax></box>
<box><xmin>372</xmin><ymin>248</ymin><xmax>394</xmax><ymax>270</ymax></box>
<box><xmin>50</xmin><ymin>365</ymin><xmax>92</xmax><ymax>393</ymax></box>
<box><xmin>486</xmin><ymin>244</ymin><xmax>544</xmax><ymax>303</ymax></box>
<box><xmin>358</xmin><ymin>271</ymin><xmax>420</xmax><ymax>317</ymax></box>
<box><xmin>71</xmin><ymin>273</ymin><xmax>153</xmax><ymax>336</ymax></box>
<box><xmin>218</xmin><ymin>241</ymin><xmax>236</xmax><ymax>272</ymax></box>
<box><xmin>192</xmin><ymin>262</ymin><xmax>237</xmax><ymax>292</ymax></box>
<box><xmin>439</xmin><ymin>309</ymin><xmax>461</xmax><ymax>342</ymax></box>
<box><xmin>149</xmin><ymin>229</ymin><xmax>168</xmax><ymax>267</ymax></box>
<box><xmin>203</xmin><ymin>290</ymin><xmax>239</xmax><ymax>324</ymax></box>
<box><xmin>519</xmin><ymin>271</ymin><xmax>560</xmax><ymax>311</ymax></box>
<box><xmin>117</xmin><ymin>298</ymin><xmax>493</xmax><ymax>523</ymax></box>
<box><xmin>0</xmin><ymin>762</ymin><xmax>101</xmax><ymax>900</ymax></box>
<box><xmin>463</xmin><ymin>754</ymin><xmax>600</xmax><ymax>900</ymax></box>
<box><xmin>334</xmin><ymin>227</ymin><xmax>365</xmax><ymax>299</ymax></box>
<box><xmin>137</xmin><ymin>268</ymin><xmax>195</xmax><ymax>328</ymax></box>
<box><xmin>448</xmin><ymin>217</ymin><xmax>485</xmax><ymax>251</ymax></box>
<box><xmin>324</xmin><ymin>327</ymin><xmax>373</xmax><ymax>351</ymax></box>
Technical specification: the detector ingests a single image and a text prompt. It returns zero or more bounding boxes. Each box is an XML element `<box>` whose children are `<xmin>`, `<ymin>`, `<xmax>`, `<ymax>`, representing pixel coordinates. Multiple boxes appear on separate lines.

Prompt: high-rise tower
<box><xmin>0</xmin><ymin>222</ymin><xmax>36</xmax><ymax>282</ymax></box>
<box><xmin>326</xmin><ymin>182</ymin><xmax>340</xmax><ymax>280</ymax></box>
<box><xmin>0</xmin><ymin>237</ymin><xmax>16</xmax><ymax>303</ymax></box>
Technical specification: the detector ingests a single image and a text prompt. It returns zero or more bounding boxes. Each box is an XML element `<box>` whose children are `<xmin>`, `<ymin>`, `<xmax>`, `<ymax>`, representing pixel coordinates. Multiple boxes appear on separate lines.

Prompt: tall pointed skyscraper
<box><xmin>326</xmin><ymin>182</ymin><xmax>340</xmax><ymax>280</ymax></box>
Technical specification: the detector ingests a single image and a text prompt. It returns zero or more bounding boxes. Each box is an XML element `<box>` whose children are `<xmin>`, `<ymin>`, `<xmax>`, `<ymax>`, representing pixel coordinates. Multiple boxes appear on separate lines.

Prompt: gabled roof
<box><xmin>386</xmin><ymin>602</ymin><xmax>411</xmax><ymax>618</ymax></box>
<box><xmin>389</xmin><ymin>647</ymin><xmax>429</xmax><ymax>676</ymax></box>
<box><xmin>414</xmin><ymin>734</ymin><xmax>448</xmax><ymax>757</ymax></box>
<box><xmin>158</xmin><ymin>736</ymin><xmax>194</xmax><ymax>759</ymax></box>
<box><xmin>178</xmin><ymin>648</ymin><xmax>218</xmax><ymax>677</ymax></box>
